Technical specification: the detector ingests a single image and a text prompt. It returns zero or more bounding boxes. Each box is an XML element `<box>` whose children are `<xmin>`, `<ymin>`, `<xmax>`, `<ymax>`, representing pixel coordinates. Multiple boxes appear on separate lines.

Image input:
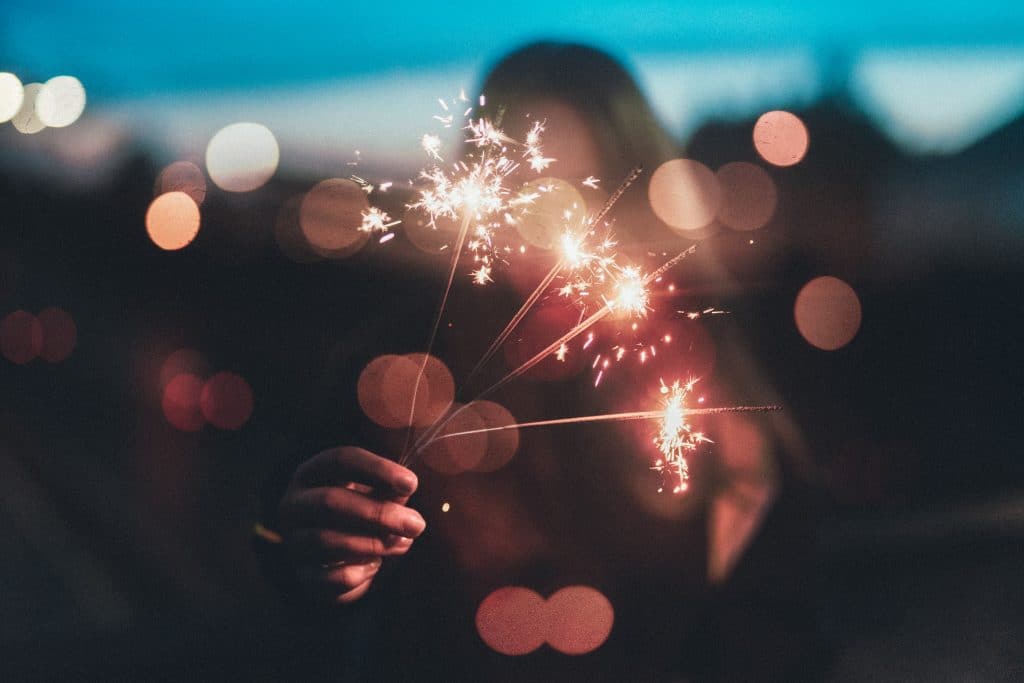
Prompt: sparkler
<box><xmin>421</xmin><ymin>379</ymin><xmax>780</xmax><ymax>494</ymax></box>
<box><xmin>399</xmin><ymin>97</ymin><xmax>556</xmax><ymax>460</ymax></box>
<box><xmin>403</xmin><ymin>244</ymin><xmax>699</xmax><ymax>465</ymax></box>
<box><xmin>376</xmin><ymin>95</ymin><xmax>752</xmax><ymax>493</ymax></box>
<box><xmin>463</xmin><ymin>169</ymin><xmax>641</xmax><ymax>391</ymax></box>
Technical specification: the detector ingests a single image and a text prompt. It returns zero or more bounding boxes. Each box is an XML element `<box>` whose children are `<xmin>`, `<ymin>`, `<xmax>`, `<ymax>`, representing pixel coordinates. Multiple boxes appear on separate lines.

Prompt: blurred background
<box><xmin>2</xmin><ymin>1</ymin><xmax>1023</xmax><ymax>680</ymax></box>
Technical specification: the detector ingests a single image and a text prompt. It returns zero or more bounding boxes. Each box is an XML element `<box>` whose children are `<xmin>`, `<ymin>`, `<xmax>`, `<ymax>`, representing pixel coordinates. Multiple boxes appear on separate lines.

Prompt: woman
<box><xmin>257</xmin><ymin>42</ymin><xmax>820</xmax><ymax>681</ymax></box>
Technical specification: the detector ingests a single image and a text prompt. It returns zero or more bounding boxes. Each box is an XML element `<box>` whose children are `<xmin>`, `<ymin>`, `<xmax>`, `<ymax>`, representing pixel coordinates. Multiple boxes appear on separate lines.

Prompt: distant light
<box><xmin>401</xmin><ymin>205</ymin><xmax>455</xmax><ymax>255</ymax></box>
<box><xmin>37</xmin><ymin>307</ymin><xmax>76</xmax><ymax>362</ymax></box>
<box><xmin>441</xmin><ymin>502</ymin><xmax>450</xmax><ymax>512</ymax></box>
<box><xmin>468</xmin><ymin>400</ymin><xmax>519</xmax><ymax>473</ymax></box>
<box><xmin>36</xmin><ymin>75</ymin><xmax>86</xmax><ymax>128</ymax></box>
<box><xmin>545</xmin><ymin>586</ymin><xmax>614</xmax><ymax>655</ymax></box>
<box><xmin>357</xmin><ymin>354</ymin><xmax>453</xmax><ymax>430</ymax></box>
<box><xmin>0</xmin><ymin>72</ymin><xmax>24</xmax><ymax>123</ymax></box>
<box><xmin>475</xmin><ymin>587</ymin><xmax>547</xmax><ymax>656</ymax></box>
<box><xmin>716</xmin><ymin>162</ymin><xmax>777</xmax><ymax>231</ymax></box>
<box><xmin>159</xmin><ymin>349</ymin><xmax>210</xmax><ymax>389</ymax></box>
<box><xmin>421</xmin><ymin>402</ymin><xmax>486</xmax><ymax>475</ymax></box>
<box><xmin>11</xmin><ymin>83</ymin><xmax>45</xmax><ymax>135</ymax></box>
<box><xmin>274</xmin><ymin>195</ymin><xmax>321</xmax><ymax>263</ymax></box>
<box><xmin>299</xmin><ymin>178</ymin><xmax>370</xmax><ymax>256</ymax></box>
<box><xmin>0</xmin><ymin>310</ymin><xmax>42</xmax><ymax>364</ymax></box>
<box><xmin>162</xmin><ymin>373</ymin><xmax>205</xmax><ymax>431</ymax></box>
<box><xmin>794</xmin><ymin>276</ymin><xmax>862</xmax><ymax>350</ymax></box>
<box><xmin>513</xmin><ymin>178</ymin><xmax>586</xmax><ymax>250</ymax></box>
<box><xmin>649</xmin><ymin>159</ymin><xmax>722</xmax><ymax>233</ymax></box>
<box><xmin>146</xmin><ymin>191</ymin><xmax>201</xmax><ymax>250</ymax></box>
<box><xmin>753</xmin><ymin>111</ymin><xmax>809</xmax><ymax>167</ymax></box>
<box><xmin>357</xmin><ymin>355</ymin><xmax>414</xmax><ymax>429</ymax></box>
<box><xmin>154</xmin><ymin>161</ymin><xmax>207</xmax><ymax>206</ymax></box>
<box><xmin>200</xmin><ymin>371</ymin><xmax>254</xmax><ymax>430</ymax></box>
<box><xmin>205</xmin><ymin>122</ymin><xmax>279</xmax><ymax>192</ymax></box>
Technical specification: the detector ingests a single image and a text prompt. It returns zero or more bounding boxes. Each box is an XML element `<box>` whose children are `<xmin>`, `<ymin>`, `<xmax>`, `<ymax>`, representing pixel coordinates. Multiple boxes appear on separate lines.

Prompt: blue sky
<box><xmin>5</xmin><ymin>1</ymin><xmax>1023</xmax><ymax>97</ymax></box>
<box><xmin>4</xmin><ymin>1</ymin><xmax>1024</xmax><ymax>167</ymax></box>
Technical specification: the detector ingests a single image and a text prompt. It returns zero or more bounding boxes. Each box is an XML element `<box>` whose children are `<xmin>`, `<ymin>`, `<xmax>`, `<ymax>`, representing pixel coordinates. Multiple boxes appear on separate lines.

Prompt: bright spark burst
<box><xmin>410</xmin><ymin>98</ymin><xmax>554</xmax><ymax>283</ymax></box>
<box><xmin>525</xmin><ymin>120</ymin><xmax>555</xmax><ymax>172</ymax></box>
<box><xmin>359</xmin><ymin>206</ymin><xmax>400</xmax><ymax>233</ymax></box>
<box><xmin>421</xmin><ymin>134</ymin><xmax>443</xmax><ymax>161</ymax></box>
<box><xmin>471</xmin><ymin>265</ymin><xmax>493</xmax><ymax>285</ymax></box>
<box><xmin>606</xmin><ymin>266</ymin><xmax>650</xmax><ymax>317</ymax></box>
<box><xmin>653</xmin><ymin>379</ymin><xmax>711</xmax><ymax>494</ymax></box>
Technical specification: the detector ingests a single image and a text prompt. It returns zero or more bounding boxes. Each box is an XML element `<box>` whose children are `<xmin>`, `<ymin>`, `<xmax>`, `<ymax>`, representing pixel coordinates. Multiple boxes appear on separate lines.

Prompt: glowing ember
<box><xmin>359</xmin><ymin>206</ymin><xmax>400</xmax><ymax>233</ymax></box>
<box><xmin>606</xmin><ymin>266</ymin><xmax>649</xmax><ymax>317</ymax></box>
<box><xmin>409</xmin><ymin>97</ymin><xmax>555</xmax><ymax>285</ymax></box>
<box><xmin>653</xmin><ymin>379</ymin><xmax>710</xmax><ymax>494</ymax></box>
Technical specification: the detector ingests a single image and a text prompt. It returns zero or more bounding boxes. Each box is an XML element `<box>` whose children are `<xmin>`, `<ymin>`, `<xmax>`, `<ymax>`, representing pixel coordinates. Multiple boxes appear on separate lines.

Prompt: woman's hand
<box><xmin>278</xmin><ymin>446</ymin><xmax>425</xmax><ymax>604</ymax></box>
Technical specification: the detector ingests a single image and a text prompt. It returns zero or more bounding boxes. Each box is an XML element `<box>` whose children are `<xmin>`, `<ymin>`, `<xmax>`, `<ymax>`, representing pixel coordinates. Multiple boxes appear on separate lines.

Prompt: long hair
<box><xmin>475</xmin><ymin>42</ymin><xmax>678</xmax><ymax>184</ymax></box>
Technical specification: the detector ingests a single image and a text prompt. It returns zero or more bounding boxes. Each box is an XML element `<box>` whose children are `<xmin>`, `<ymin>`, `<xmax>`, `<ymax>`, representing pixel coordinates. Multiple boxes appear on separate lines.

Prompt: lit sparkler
<box><xmin>359</xmin><ymin>206</ymin><xmax>400</xmax><ymax>233</ymax></box>
<box><xmin>652</xmin><ymin>379</ymin><xmax>708</xmax><ymax>494</ymax></box>
<box><xmin>404</xmin><ymin>244</ymin><xmax>699</xmax><ymax>464</ymax></box>
<box><xmin>420</xmin><ymin>381</ymin><xmax>779</xmax><ymax>493</ymax></box>
<box><xmin>400</xmin><ymin>97</ymin><xmax>556</xmax><ymax>460</ymax></box>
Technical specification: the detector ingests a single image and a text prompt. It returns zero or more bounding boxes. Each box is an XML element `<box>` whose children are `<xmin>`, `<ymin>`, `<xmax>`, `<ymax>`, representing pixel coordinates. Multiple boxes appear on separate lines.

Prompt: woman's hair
<box><xmin>476</xmin><ymin>41</ymin><xmax>678</xmax><ymax>183</ymax></box>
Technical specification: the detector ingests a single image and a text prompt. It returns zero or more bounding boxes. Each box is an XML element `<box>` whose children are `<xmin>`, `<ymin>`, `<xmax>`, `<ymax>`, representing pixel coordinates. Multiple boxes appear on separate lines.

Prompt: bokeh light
<box><xmin>159</xmin><ymin>349</ymin><xmax>210</xmax><ymax>390</ymax></box>
<box><xmin>0</xmin><ymin>310</ymin><xmax>43</xmax><ymax>364</ymax></box>
<box><xmin>0</xmin><ymin>72</ymin><xmax>25</xmax><ymax>123</ymax></box>
<box><xmin>200</xmin><ymin>371</ymin><xmax>254</xmax><ymax>430</ymax></box>
<box><xmin>545</xmin><ymin>586</ymin><xmax>614</xmax><ymax>655</ymax></box>
<box><xmin>467</xmin><ymin>400</ymin><xmax>519</xmax><ymax>472</ymax></box>
<box><xmin>404</xmin><ymin>353</ymin><xmax>454</xmax><ymax>427</ymax></box>
<box><xmin>715</xmin><ymin>161</ymin><xmax>777</xmax><ymax>231</ymax></box>
<box><xmin>273</xmin><ymin>195</ymin><xmax>321</xmax><ymax>263</ymax></box>
<box><xmin>420</xmin><ymin>402</ymin><xmax>487</xmax><ymax>474</ymax></box>
<box><xmin>11</xmin><ymin>83</ymin><xmax>45</xmax><ymax>135</ymax></box>
<box><xmin>154</xmin><ymin>161</ymin><xmax>207</xmax><ymax>206</ymax></box>
<box><xmin>205</xmin><ymin>122</ymin><xmax>279</xmax><ymax>192</ymax></box>
<box><xmin>162</xmin><ymin>373</ymin><xmax>205</xmax><ymax>432</ymax></box>
<box><xmin>37</xmin><ymin>307</ymin><xmax>76</xmax><ymax>363</ymax></box>
<box><xmin>36</xmin><ymin>75</ymin><xmax>86</xmax><ymax>128</ymax></box>
<box><xmin>648</xmin><ymin>159</ymin><xmax>722</xmax><ymax>233</ymax></box>
<box><xmin>794</xmin><ymin>276</ymin><xmax>862</xmax><ymax>350</ymax></box>
<box><xmin>401</xmin><ymin>206</ymin><xmax>456</xmax><ymax>255</ymax></box>
<box><xmin>753</xmin><ymin>110</ymin><xmax>809</xmax><ymax>167</ymax></box>
<box><xmin>357</xmin><ymin>354</ymin><xmax>431</xmax><ymax>429</ymax></box>
<box><xmin>146</xmin><ymin>191</ymin><xmax>201</xmax><ymax>250</ymax></box>
<box><xmin>513</xmin><ymin>178</ymin><xmax>586</xmax><ymax>250</ymax></box>
<box><xmin>299</xmin><ymin>178</ymin><xmax>370</xmax><ymax>256</ymax></box>
<box><xmin>475</xmin><ymin>587</ymin><xmax>548</xmax><ymax>656</ymax></box>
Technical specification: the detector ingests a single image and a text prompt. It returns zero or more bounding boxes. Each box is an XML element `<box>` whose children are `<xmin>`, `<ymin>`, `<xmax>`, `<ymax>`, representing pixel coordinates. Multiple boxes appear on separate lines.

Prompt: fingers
<box><xmin>289</xmin><ymin>528</ymin><xmax>414</xmax><ymax>562</ymax></box>
<box><xmin>295</xmin><ymin>447</ymin><xmax>418</xmax><ymax>499</ymax></box>
<box><xmin>298</xmin><ymin>558</ymin><xmax>384</xmax><ymax>604</ymax></box>
<box><xmin>281</xmin><ymin>486</ymin><xmax>427</xmax><ymax>539</ymax></box>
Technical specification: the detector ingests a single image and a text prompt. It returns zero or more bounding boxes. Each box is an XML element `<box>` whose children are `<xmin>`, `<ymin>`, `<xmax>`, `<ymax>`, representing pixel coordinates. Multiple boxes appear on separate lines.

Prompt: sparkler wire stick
<box><xmin>480</xmin><ymin>243</ymin><xmax>697</xmax><ymax>398</ymax></box>
<box><xmin>424</xmin><ymin>405</ymin><xmax>781</xmax><ymax>446</ymax></box>
<box><xmin>462</xmin><ymin>166</ymin><xmax>645</xmax><ymax>391</ymax></box>
<box><xmin>464</xmin><ymin>259</ymin><xmax>564</xmax><ymax>390</ymax></box>
<box><xmin>590</xmin><ymin>167</ymin><xmax>642</xmax><ymax>227</ymax></box>
<box><xmin>400</xmin><ymin>211</ymin><xmax>474</xmax><ymax>461</ymax></box>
